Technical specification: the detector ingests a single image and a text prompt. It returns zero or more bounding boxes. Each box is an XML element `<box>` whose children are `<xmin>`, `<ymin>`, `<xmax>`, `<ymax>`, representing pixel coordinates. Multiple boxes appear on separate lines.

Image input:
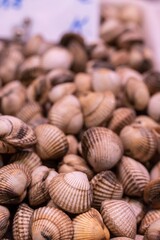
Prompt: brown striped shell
<box><xmin>79</xmin><ymin>91</ymin><xmax>116</xmax><ymax>128</ymax></box>
<box><xmin>48</xmin><ymin>95</ymin><xmax>83</xmax><ymax>134</ymax></box>
<box><xmin>139</xmin><ymin>209</ymin><xmax>160</xmax><ymax>234</ymax></box>
<box><xmin>73</xmin><ymin>208</ymin><xmax>110</xmax><ymax>240</ymax></box>
<box><xmin>144</xmin><ymin>219</ymin><xmax>160</xmax><ymax>240</ymax></box>
<box><xmin>81</xmin><ymin>127</ymin><xmax>123</xmax><ymax>172</ymax></box>
<box><xmin>147</xmin><ymin>93</ymin><xmax>160</xmax><ymax>122</ymax></box>
<box><xmin>120</xmin><ymin>125</ymin><xmax>157</xmax><ymax>162</ymax></box>
<box><xmin>117</xmin><ymin>156</ymin><xmax>150</xmax><ymax>197</ymax></box>
<box><xmin>143</xmin><ymin>178</ymin><xmax>160</xmax><ymax>209</ymax></box>
<box><xmin>144</xmin><ymin>71</ymin><xmax>160</xmax><ymax>95</ymax></box>
<box><xmin>91</xmin><ymin>170</ymin><xmax>123</xmax><ymax>209</ymax></box>
<box><xmin>0</xmin><ymin>205</ymin><xmax>10</xmax><ymax>239</ymax></box>
<box><xmin>108</xmin><ymin>107</ymin><xmax>136</xmax><ymax>134</ymax></box>
<box><xmin>49</xmin><ymin>171</ymin><xmax>93</xmax><ymax>213</ymax></box>
<box><xmin>101</xmin><ymin>200</ymin><xmax>137</xmax><ymax>238</ymax></box>
<box><xmin>13</xmin><ymin>203</ymin><xmax>33</xmax><ymax>240</ymax></box>
<box><xmin>58</xmin><ymin>154</ymin><xmax>94</xmax><ymax>180</ymax></box>
<box><xmin>31</xmin><ymin>207</ymin><xmax>73</xmax><ymax>240</ymax></box>
<box><xmin>35</xmin><ymin>124</ymin><xmax>68</xmax><ymax>160</ymax></box>
<box><xmin>0</xmin><ymin>163</ymin><xmax>31</xmax><ymax>204</ymax></box>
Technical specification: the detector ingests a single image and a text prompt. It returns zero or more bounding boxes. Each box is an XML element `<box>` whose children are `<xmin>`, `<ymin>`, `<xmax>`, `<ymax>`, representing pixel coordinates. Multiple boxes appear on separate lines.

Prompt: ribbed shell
<box><xmin>0</xmin><ymin>163</ymin><xmax>31</xmax><ymax>204</ymax></box>
<box><xmin>91</xmin><ymin>170</ymin><xmax>123</xmax><ymax>209</ymax></box>
<box><xmin>144</xmin><ymin>71</ymin><xmax>160</xmax><ymax>95</ymax></box>
<box><xmin>49</xmin><ymin>171</ymin><xmax>93</xmax><ymax>213</ymax></box>
<box><xmin>120</xmin><ymin>125</ymin><xmax>157</xmax><ymax>162</ymax></box>
<box><xmin>13</xmin><ymin>204</ymin><xmax>33</xmax><ymax>240</ymax></box>
<box><xmin>31</xmin><ymin>207</ymin><xmax>73</xmax><ymax>240</ymax></box>
<box><xmin>143</xmin><ymin>179</ymin><xmax>160</xmax><ymax>209</ymax></box>
<box><xmin>81</xmin><ymin>127</ymin><xmax>123</xmax><ymax>172</ymax></box>
<box><xmin>10</xmin><ymin>150</ymin><xmax>42</xmax><ymax>173</ymax></box>
<box><xmin>73</xmin><ymin>208</ymin><xmax>110</xmax><ymax>240</ymax></box>
<box><xmin>35</xmin><ymin>124</ymin><xmax>68</xmax><ymax>160</ymax></box>
<box><xmin>0</xmin><ymin>205</ymin><xmax>10</xmax><ymax>239</ymax></box>
<box><xmin>79</xmin><ymin>91</ymin><xmax>116</xmax><ymax>128</ymax></box>
<box><xmin>147</xmin><ymin>93</ymin><xmax>160</xmax><ymax>122</ymax></box>
<box><xmin>101</xmin><ymin>200</ymin><xmax>137</xmax><ymax>238</ymax></box>
<box><xmin>139</xmin><ymin>209</ymin><xmax>160</xmax><ymax>234</ymax></box>
<box><xmin>108</xmin><ymin>107</ymin><xmax>136</xmax><ymax>134</ymax></box>
<box><xmin>144</xmin><ymin>219</ymin><xmax>160</xmax><ymax>240</ymax></box>
<box><xmin>0</xmin><ymin>115</ymin><xmax>37</xmax><ymax>150</ymax></box>
<box><xmin>117</xmin><ymin>156</ymin><xmax>150</xmax><ymax>197</ymax></box>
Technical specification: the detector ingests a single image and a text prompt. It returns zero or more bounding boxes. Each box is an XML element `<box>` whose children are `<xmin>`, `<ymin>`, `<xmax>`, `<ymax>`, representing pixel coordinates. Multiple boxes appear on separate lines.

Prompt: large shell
<box><xmin>73</xmin><ymin>208</ymin><xmax>110</xmax><ymax>240</ymax></box>
<box><xmin>58</xmin><ymin>154</ymin><xmax>94</xmax><ymax>180</ymax></box>
<box><xmin>101</xmin><ymin>200</ymin><xmax>137</xmax><ymax>238</ymax></box>
<box><xmin>31</xmin><ymin>206</ymin><xmax>73</xmax><ymax>240</ymax></box>
<box><xmin>49</xmin><ymin>171</ymin><xmax>93</xmax><ymax>213</ymax></box>
<box><xmin>108</xmin><ymin>107</ymin><xmax>136</xmax><ymax>134</ymax></box>
<box><xmin>0</xmin><ymin>163</ymin><xmax>31</xmax><ymax>204</ymax></box>
<box><xmin>139</xmin><ymin>209</ymin><xmax>160</xmax><ymax>234</ymax></box>
<box><xmin>13</xmin><ymin>203</ymin><xmax>33</xmax><ymax>240</ymax></box>
<box><xmin>144</xmin><ymin>71</ymin><xmax>160</xmax><ymax>95</ymax></box>
<box><xmin>48</xmin><ymin>95</ymin><xmax>83</xmax><ymax>134</ymax></box>
<box><xmin>81</xmin><ymin>127</ymin><xmax>123</xmax><ymax>172</ymax></box>
<box><xmin>0</xmin><ymin>205</ymin><xmax>10</xmax><ymax>239</ymax></box>
<box><xmin>35</xmin><ymin>124</ymin><xmax>68</xmax><ymax>160</ymax></box>
<box><xmin>120</xmin><ymin>125</ymin><xmax>157</xmax><ymax>162</ymax></box>
<box><xmin>147</xmin><ymin>92</ymin><xmax>160</xmax><ymax>122</ymax></box>
<box><xmin>91</xmin><ymin>170</ymin><xmax>123</xmax><ymax>209</ymax></box>
<box><xmin>79</xmin><ymin>91</ymin><xmax>116</xmax><ymax>128</ymax></box>
<box><xmin>117</xmin><ymin>156</ymin><xmax>150</xmax><ymax>197</ymax></box>
<box><xmin>0</xmin><ymin>115</ymin><xmax>37</xmax><ymax>151</ymax></box>
<box><xmin>144</xmin><ymin>219</ymin><xmax>160</xmax><ymax>240</ymax></box>
<box><xmin>143</xmin><ymin>179</ymin><xmax>160</xmax><ymax>209</ymax></box>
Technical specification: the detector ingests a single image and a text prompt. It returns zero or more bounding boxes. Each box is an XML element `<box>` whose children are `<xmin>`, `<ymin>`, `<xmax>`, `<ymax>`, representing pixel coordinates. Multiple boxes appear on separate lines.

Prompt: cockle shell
<box><xmin>133</xmin><ymin>115</ymin><xmax>159</xmax><ymax>129</ymax></box>
<box><xmin>0</xmin><ymin>205</ymin><xmax>10</xmax><ymax>239</ymax></box>
<box><xmin>144</xmin><ymin>219</ymin><xmax>160</xmax><ymax>240</ymax></box>
<box><xmin>120</xmin><ymin>125</ymin><xmax>157</xmax><ymax>162</ymax></box>
<box><xmin>58</xmin><ymin>154</ymin><xmax>94</xmax><ymax>180</ymax></box>
<box><xmin>144</xmin><ymin>71</ymin><xmax>160</xmax><ymax>95</ymax></box>
<box><xmin>13</xmin><ymin>203</ymin><xmax>33</xmax><ymax>240</ymax></box>
<box><xmin>143</xmin><ymin>178</ymin><xmax>160</xmax><ymax>209</ymax></box>
<box><xmin>124</xmin><ymin>198</ymin><xmax>145</xmax><ymax>223</ymax></box>
<box><xmin>35</xmin><ymin>124</ymin><xmax>68</xmax><ymax>160</ymax></box>
<box><xmin>66</xmin><ymin>135</ymin><xmax>78</xmax><ymax>154</ymax></box>
<box><xmin>101</xmin><ymin>200</ymin><xmax>137</xmax><ymax>238</ymax></box>
<box><xmin>81</xmin><ymin>127</ymin><xmax>123</xmax><ymax>172</ymax></box>
<box><xmin>91</xmin><ymin>170</ymin><xmax>123</xmax><ymax>209</ymax></box>
<box><xmin>108</xmin><ymin>107</ymin><xmax>136</xmax><ymax>134</ymax></box>
<box><xmin>46</xmin><ymin>68</ymin><xmax>74</xmax><ymax>86</ymax></box>
<box><xmin>150</xmin><ymin>162</ymin><xmax>160</xmax><ymax>180</ymax></box>
<box><xmin>90</xmin><ymin>41</ymin><xmax>109</xmax><ymax>61</ymax></box>
<box><xmin>110</xmin><ymin>49</ymin><xmax>129</xmax><ymax>67</ymax></box>
<box><xmin>74</xmin><ymin>73</ymin><xmax>92</xmax><ymax>94</ymax></box>
<box><xmin>0</xmin><ymin>163</ymin><xmax>31</xmax><ymax>204</ymax></box>
<box><xmin>139</xmin><ymin>209</ymin><xmax>160</xmax><ymax>234</ymax></box>
<box><xmin>73</xmin><ymin>208</ymin><xmax>110</xmax><ymax>240</ymax></box>
<box><xmin>49</xmin><ymin>171</ymin><xmax>93</xmax><ymax>213</ymax></box>
<box><xmin>25</xmin><ymin>35</ymin><xmax>50</xmax><ymax>56</ymax></box>
<box><xmin>117</xmin><ymin>156</ymin><xmax>150</xmax><ymax>197</ymax></box>
<box><xmin>79</xmin><ymin>91</ymin><xmax>116</xmax><ymax>128</ymax></box>
<box><xmin>147</xmin><ymin>92</ymin><xmax>160</xmax><ymax>122</ymax></box>
<box><xmin>31</xmin><ymin>207</ymin><xmax>73</xmax><ymax>240</ymax></box>
<box><xmin>48</xmin><ymin>95</ymin><xmax>83</xmax><ymax>134</ymax></box>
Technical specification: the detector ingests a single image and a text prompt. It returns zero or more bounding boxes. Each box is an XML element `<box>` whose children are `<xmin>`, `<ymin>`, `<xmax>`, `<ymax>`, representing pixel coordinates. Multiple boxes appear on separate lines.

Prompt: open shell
<box><xmin>0</xmin><ymin>205</ymin><xmax>10</xmax><ymax>239</ymax></box>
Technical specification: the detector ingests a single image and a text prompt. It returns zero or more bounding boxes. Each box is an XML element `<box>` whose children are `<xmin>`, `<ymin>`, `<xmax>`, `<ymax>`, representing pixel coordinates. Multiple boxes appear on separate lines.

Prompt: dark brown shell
<box><xmin>144</xmin><ymin>71</ymin><xmax>160</xmax><ymax>95</ymax></box>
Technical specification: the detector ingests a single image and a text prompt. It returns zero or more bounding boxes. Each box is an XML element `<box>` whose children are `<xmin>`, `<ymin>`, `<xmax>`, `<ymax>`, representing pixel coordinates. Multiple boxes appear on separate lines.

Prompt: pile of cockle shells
<box><xmin>0</xmin><ymin>3</ymin><xmax>160</xmax><ymax>240</ymax></box>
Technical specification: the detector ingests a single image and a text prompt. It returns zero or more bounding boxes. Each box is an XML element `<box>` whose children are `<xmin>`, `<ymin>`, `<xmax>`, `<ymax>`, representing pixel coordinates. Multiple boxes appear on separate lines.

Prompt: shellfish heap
<box><xmin>0</xmin><ymin>3</ymin><xmax>160</xmax><ymax>240</ymax></box>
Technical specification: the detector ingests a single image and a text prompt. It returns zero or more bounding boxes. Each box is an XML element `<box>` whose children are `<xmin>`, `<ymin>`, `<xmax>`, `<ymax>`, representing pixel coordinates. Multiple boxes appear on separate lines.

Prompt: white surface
<box><xmin>0</xmin><ymin>0</ymin><xmax>100</xmax><ymax>43</ymax></box>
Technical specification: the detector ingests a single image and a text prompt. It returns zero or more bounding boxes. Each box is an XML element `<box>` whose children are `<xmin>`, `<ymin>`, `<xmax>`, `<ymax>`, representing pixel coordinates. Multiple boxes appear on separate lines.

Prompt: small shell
<box><xmin>143</xmin><ymin>179</ymin><xmax>160</xmax><ymax>209</ymax></box>
<box><xmin>108</xmin><ymin>107</ymin><xmax>136</xmax><ymax>134</ymax></box>
<box><xmin>91</xmin><ymin>68</ymin><xmax>122</xmax><ymax>95</ymax></box>
<box><xmin>79</xmin><ymin>91</ymin><xmax>116</xmax><ymax>128</ymax></box>
<box><xmin>90</xmin><ymin>41</ymin><xmax>109</xmax><ymax>61</ymax></box>
<box><xmin>0</xmin><ymin>163</ymin><xmax>31</xmax><ymax>204</ymax></box>
<box><xmin>139</xmin><ymin>209</ymin><xmax>160</xmax><ymax>234</ymax></box>
<box><xmin>144</xmin><ymin>219</ymin><xmax>160</xmax><ymax>240</ymax></box>
<box><xmin>91</xmin><ymin>170</ymin><xmax>123</xmax><ymax>209</ymax></box>
<box><xmin>150</xmin><ymin>162</ymin><xmax>160</xmax><ymax>180</ymax></box>
<box><xmin>31</xmin><ymin>207</ymin><xmax>73</xmax><ymax>240</ymax></box>
<box><xmin>49</xmin><ymin>171</ymin><xmax>93</xmax><ymax>213</ymax></box>
<box><xmin>74</xmin><ymin>73</ymin><xmax>92</xmax><ymax>94</ymax></box>
<box><xmin>124</xmin><ymin>198</ymin><xmax>145</xmax><ymax>223</ymax></box>
<box><xmin>117</xmin><ymin>156</ymin><xmax>150</xmax><ymax>197</ymax></box>
<box><xmin>10</xmin><ymin>150</ymin><xmax>42</xmax><ymax>173</ymax></box>
<box><xmin>13</xmin><ymin>203</ymin><xmax>33</xmax><ymax>240</ymax></box>
<box><xmin>81</xmin><ymin>127</ymin><xmax>123</xmax><ymax>172</ymax></box>
<box><xmin>101</xmin><ymin>200</ymin><xmax>137</xmax><ymax>238</ymax></box>
<box><xmin>58</xmin><ymin>154</ymin><xmax>94</xmax><ymax>180</ymax></box>
<box><xmin>25</xmin><ymin>35</ymin><xmax>50</xmax><ymax>56</ymax></box>
<box><xmin>66</xmin><ymin>135</ymin><xmax>78</xmax><ymax>155</ymax></box>
<box><xmin>120</xmin><ymin>125</ymin><xmax>157</xmax><ymax>162</ymax></box>
<box><xmin>110</xmin><ymin>49</ymin><xmax>129</xmax><ymax>67</ymax></box>
<box><xmin>144</xmin><ymin>71</ymin><xmax>160</xmax><ymax>95</ymax></box>
<box><xmin>48</xmin><ymin>95</ymin><xmax>83</xmax><ymax>134</ymax></box>
<box><xmin>120</xmin><ymin>5</ymin><xmax>142</xmax><ymax>24</ymax></box>
<box><xmin>41</xmin><ymin>47</ymin><xmax>73</xmax><ymax>71</ymax></box>
<box><xmin>46</xmin><ymin>68</ymin><xmax>74</xmax><ymax>86</ymax></box>
<box><xmin>133</xmin><ymin>115</ymin><xmax>159</xmax><ymax>129</ymax></box>
<box><xmin>73</xmin><ymin>208</ymin><xmax>110</xmax><ymax>240</ymax></box>
<box><xmin>35</xmin><ymin>124</ymin><xmax>68</xmax><ymax>160</ymax></box>
<box><xmin>125</xmin><ymin>78</ymin><xmax>150</xmax><ymax>110</ymax></box>
<box><xmin>147</xmin><ymin>93</ymin><xmax>160</xmax><ymax>122</ymax></box>
<box><xmin>0</xmin><ymin>115</ymin><xmax>37</xmax><ymax>151</ymax></box>
<box><xmin>0</xmin><ymin>205</ymin><xmax>10</xmax><ymax>239</ymax></box>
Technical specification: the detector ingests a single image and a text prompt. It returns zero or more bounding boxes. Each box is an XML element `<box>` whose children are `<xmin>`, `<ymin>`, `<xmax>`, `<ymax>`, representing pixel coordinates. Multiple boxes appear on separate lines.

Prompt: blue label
<box><xmin>0</xmin><ymin>0</ymin><xmax>22</xmax><ymax>9</ymax></box>
<box><xmin>70</xmin><ymin>16</ymin><xmax>89</xmax><ymax>33</ymax></box>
